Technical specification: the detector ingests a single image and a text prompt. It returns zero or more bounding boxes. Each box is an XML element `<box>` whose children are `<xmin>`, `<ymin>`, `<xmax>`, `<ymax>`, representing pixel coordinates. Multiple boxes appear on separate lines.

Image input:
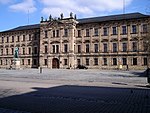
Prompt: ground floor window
<box><xmin>28</xmin><ymin>59</ymin><xmax>30</xmax><ymax>65</ymax></box>
<box><xmin>103</xmin><ymin>58</ymin><xmax>107</xmax><ymax>65</ymax></box>
<box><xmin>133</xmin><ymin>58</ymin><xmax>137</xmax><ymax>65</ymax></box>
<box><xmin>22</xmin><ymin>59</ymin><xmax>24</xmax><ymax>65</ymax></box>
<box><xmin>77</xmin><ymin>59</ymin><xmax>80</xmax><ymax>65</ymax></box>
<box><xmin>44</xmin><ymin>59</ymin><xmax>47</xmax><ymax>65</ymax></box>
<box><xmin>64</xmin><ymin>59</ymin><xmax>68</xmax><ymax>65</ymax></box>
<box><xmin>33</xmin><ymin>59</ymin><xmax>37</xmax><ymax>65</ymax></box>
<box><xmin>143</xmin><ymin>58</ymin><xmax>147</xmax><ymax>66</ymax></box>
<box><xmin>94</xmin><ymin>58</ymin><xmax>98</xmax><ymax>65</ymax></box>
<box><xmin>86</xmin><ymin>58</ymin><xmax>89</xmax><ymax>66</ymax></box>
<box><xmin>6</xmin><ymin>59</ymin><xmax>8</xmax><ymax>65</ymax></box>
<box><xmin>122</xmin><ymin>58</ymin><xmax>127</xmax><ymax>65</ymax></box>
<box><xmin>0</xmin><ymin>60</ymin><xmax>2</xmax><ymax>65</ymax></box>
<box><xmin>113</xmin><ymin>58</ymin><xmax>117</xmax><ymax>65</ymax></box>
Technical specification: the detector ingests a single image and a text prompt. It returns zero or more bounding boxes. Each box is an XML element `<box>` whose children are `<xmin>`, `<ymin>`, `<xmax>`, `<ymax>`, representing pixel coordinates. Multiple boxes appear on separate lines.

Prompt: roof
<box><xmin>77</xmin><ymin>12</ymin><xmax>150</xmax><ymax>24</ymax></box>
<box><xmin>1</xmin><ymin>12</ymin><xmax>149</xmax><ymax>33</ymax></box>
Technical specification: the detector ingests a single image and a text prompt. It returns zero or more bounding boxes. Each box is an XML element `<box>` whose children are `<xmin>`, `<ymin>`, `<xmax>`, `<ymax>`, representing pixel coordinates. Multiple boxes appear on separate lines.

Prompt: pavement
<box><xmin>0</xmin><ymin>69</ymin><xmax>149</xmax><ymax>113</ymax></box>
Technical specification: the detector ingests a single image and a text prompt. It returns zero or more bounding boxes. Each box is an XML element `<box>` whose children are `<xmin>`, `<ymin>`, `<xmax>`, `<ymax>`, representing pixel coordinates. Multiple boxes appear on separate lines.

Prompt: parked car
<box><xmin>76</xmin><ymin>65</ymin><xmax>88</xmax><ymax>69</ymax></box>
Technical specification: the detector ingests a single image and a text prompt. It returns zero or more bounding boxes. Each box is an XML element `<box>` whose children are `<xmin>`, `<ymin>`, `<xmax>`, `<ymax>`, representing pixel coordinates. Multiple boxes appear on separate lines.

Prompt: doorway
<box><xmin>52</xmin><ymin>58</ymin><xmax>59</xmax><ymax>69</ymax></box>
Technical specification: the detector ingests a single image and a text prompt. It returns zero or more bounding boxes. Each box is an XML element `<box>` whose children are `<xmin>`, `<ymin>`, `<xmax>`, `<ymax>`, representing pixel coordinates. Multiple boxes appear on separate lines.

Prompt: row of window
<box><xmin>0</xmin><ymin>59</ymin><xmax>37</xmax><ymax>66</ymax></box>
<box><xmin>43</xmin><ymin>24</ymin><xmax>147</xmax><ymax>38</ymax></box>
<box><xmin>0</xmin><ymin>47</ymin><xmax>38</xmax><ymax>55</ymax></box>
<box><xmin>0</xmin><ymin>34</ymin><xmax>38</xmax><ymax>43</ymax></box>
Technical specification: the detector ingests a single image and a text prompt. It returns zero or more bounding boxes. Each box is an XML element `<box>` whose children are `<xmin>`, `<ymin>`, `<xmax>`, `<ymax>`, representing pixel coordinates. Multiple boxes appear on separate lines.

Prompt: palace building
<box><xmin>0</xmin><ymin>12</ymin><xmax>150</xmax><ymax>70</ymax></box>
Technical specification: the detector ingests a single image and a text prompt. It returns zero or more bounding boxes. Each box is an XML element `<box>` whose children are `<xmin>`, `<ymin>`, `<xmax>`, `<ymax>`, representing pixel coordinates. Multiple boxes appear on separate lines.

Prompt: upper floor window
<box><xmin>94</xmin><ymin>28</ymin><xmax>99</xmax><ymax>36</ymax></box>
<box><xmin>86</xmin><ymin>44</ymin><xmax>90</xmax><ymax>53</ymax></box>
<box><xmin>86</xmin><ymin>29</ymin><xmax>90</xmax><ymax>37</ymax></box>
<box><xmin>53</xmin><ymin>30</ymin><xmax>55</xmax><ymax>37</ymax></box>
<box><xmin>1</xmin><ymin>37</ymin><xmax>4</xmax><ymax>43</ymax></box>
<box><xmin>6</xmin><ymin>48</ymin><xmax>8</xmax><ymax>55</ymax></box>
<box><xmin>64</xmin><ymin>44</ymin><xmax>68</xmax><ymax>53</ymax></box>
<box><xmin>122</xmin><ymin>42</ymin><xmax>127</xmax><ymax>52</ymax></box>
<box><xmin>17</xmin><ymin>36</ymin><xmax>20</xmax><ymax>42</ymax></box>
<box><xmin>132</xmin><ymin>42</ymin><xmax>137</xmax><ymax>52</ymax></box>
<box><xmin>29</xmin><ymin>34</ymin><xmax>32</xmax><ymax>41</ymax></box>
<box><xmin>23</xmin><ymin>48</ymin><xmax>25</xmax><ymax>55</ymax></box>
<box><xmin>6</xmin><ymin>37</ymin><xmax>9</xmax><ymax>43</ymax></box>
<box><xmin>103</xmin><ymin>27</ymin><xmax>108</xmax><ymax>36</ymax></box>
<box><xmin>103</xmin><ymin>43</ymin><xmax>108</xmax><ymax>52</ymax></box>
<box><xmin>142</xmin><ymin>24</ymin><xmax>147</xmax><ymax>33</ymax></box>
<box><xmin>64</xmin><ymin>29</ymin><xmax>68</xmax><ymax>37</ymax></box>
<box><xmin>122</xmin><ymin>26</ymin><xmax>127</xmax><ymax>35</ymax></box>
<box><xmin>112</xmin><ymin>43</ymin><xmax>117</xmax><ymax>52</ymax></box>
<box><xmin>1</xmin><ymin>49</ymin><xmax>3</xmax><ymax>55</ymax></box>
<box><xmin>56</xmin><ymin>45</ymin><xmax>59</xmax><ymax>53</ymax></box>
<box><xmin>45</xmin><ymin>30</ymin><xmax>48</xmax><ymax>38</ymax></box>
<box><xmin>23</xmin><ymin>35</ymin><xmax>25</xmax><ymax>41</ymax></box>
<box><xmin>52</xmin><ymin>45</ymin><xmax>55</xmax><ymax>53</ymax></box>
<box><xmin>112</xmin><ymin>27</ymin><xmax>117</xmax><ymax>35</ymax></box>
<box><xmin>12</xmin><ymin>36</ymin><xmax>14</xmax><ymax>42</ymax></box>
<box><xmin>34</xmin><ymin>47</ymin><xmax>37</xmax><ymax>54</ymax></box>
<box><xmin>77</xmin><ymin>45</ymin><xmax>81</xmax><ymax>53</ymax></box>
<box><xmin>28</xmin><ymin>47</ymin><xmax>31</xmax><ymax>54</ymax></box>
<box><xmin>56</xmin><ymin>30</ymin><xmax>59</xmax><ymax>37</ymax></box>
<box><xmin>45</xmin><ymin>45</ymin><xmax>48</xmax><ymax>53</ymax></box>
<box><xmin>94</xmin><ymin>44</ymin><xmax>99</xmax><ymax>53</ymax></box>
<box><xmin>132</xmin><ymin>25</ymin><xmax>137</xmax><ymax>34</ymax></box>
<box><xmin>77</xmin><ymin>30</ymin><xmax>81</xmax><ymax>37</ymax></box>
<box><xmin>11</xmin><ymin>48</ymin><xmax>14</xmax><ymax>55</ymax></box>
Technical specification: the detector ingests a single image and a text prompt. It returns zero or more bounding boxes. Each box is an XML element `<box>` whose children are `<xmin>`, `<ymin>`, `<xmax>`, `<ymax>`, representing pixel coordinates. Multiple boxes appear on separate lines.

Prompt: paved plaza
<box><xmin>0</xmin><ymin>69</ymin><xmax>150</xmax><ymax>113</ymax></box>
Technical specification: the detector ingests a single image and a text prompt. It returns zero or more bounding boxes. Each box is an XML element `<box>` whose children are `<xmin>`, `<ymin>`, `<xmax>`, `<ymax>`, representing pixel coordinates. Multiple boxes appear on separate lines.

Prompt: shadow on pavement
<box><xmin>0</xmin><ymin>85</ymin><xmax>150</xmax><ymax>113</ymax></box>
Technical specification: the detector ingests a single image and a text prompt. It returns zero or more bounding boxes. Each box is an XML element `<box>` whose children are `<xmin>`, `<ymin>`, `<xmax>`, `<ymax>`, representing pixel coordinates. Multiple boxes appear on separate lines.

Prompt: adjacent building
<box><xmin>0</xmin><ymin>12</ymin><xmax>150</xmax><ymax>70</ymax></box>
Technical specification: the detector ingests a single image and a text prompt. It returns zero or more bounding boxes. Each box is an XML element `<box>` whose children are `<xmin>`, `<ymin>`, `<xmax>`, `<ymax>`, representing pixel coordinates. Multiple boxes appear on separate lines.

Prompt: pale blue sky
<box><xmin>0</xmin><ymin>0</ymin><xmax>150</xmax><ymax>31</ymax></box>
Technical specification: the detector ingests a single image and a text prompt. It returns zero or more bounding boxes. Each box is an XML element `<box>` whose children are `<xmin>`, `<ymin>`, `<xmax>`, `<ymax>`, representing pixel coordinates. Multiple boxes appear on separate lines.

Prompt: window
<box><xmin>113</xmin><ymin>43</ymin><xmax>117</xmax><ymax>52</ymax></box>
<box><xmin>113</xmin><ymin>58</ymin><xmax>117</xmax><ymax>65</ymax></box>
<box><xmin>2</xmin><ymin>37</ymin><xmax>4</xmax><ymax>43</ymax></box>
<box><xmin>1</xmin><ymin>49</ymin><xmax>3</xmax><ymax>55</ymax></box>
<box><xmin>23</xmin><ymin>35</ymin><xmax>25</xmax><ymax>41</ymax></box>
<box><xmin>122</xmin><ymin>43</ymin><xmax>127</xmax><ymax>52</ymax></box>
<box><xmin>77</xmin><ymin>30</ymin><xmax>81</xmax><ymax>37</ymax></box>
<box><xmin>29</xmin><ymin>34</ymin><xmax>32</xmax><ymax>41</ymax></box>
<box><xmin>86</xmin><ymin>44</ymin><xmax>90</xmax><ymax>53</ymax></box>
<box><xmin>45</xmin><ymin>45</ymin><xmax>48</xmax><ymax>53</ymax></box>
<box><xmin>103</xmin><ymin>43</ymin><xmax>108</xmax><ymax>52</ymax></box>
<box><xmin>34</xmin><ymin>47</ymin><xmax>37</xmax><ymax>54</ymax></box>
<box><xmin>28</xmin><ymin>48</ymin><xmax>31</xmax><ymax>54</ymax></box>
<box><xmin>56</xmin><ymin>30</ymin><xmax>59</xmax><ymax>37</ymax></box>
<box><xmin>132</xmin><ymin>42</ymin><xmax>137</xmax><ymax>52</ymax></box>
<box><xmin>34</xmin><ymin>34</ymin><xmax>38</xmax><ymax>40</ymax></box>
<box><xmin>144</xmin><ymin>58</ymin><xmax>147</xmax><ymax>66</ymax></box>
<box><xmin>45</xmin><ymin>30</ymin><xmax>48</xmax><ymax>38</ymax></box>
<box><xmin>94</xmin><ymin>44</ymin><xmax>98</xmax><ymax>53</ymax></box>
<box><xmin>64</xmin><ymin>59</ymin><xmax>68</xmax><ymax>65</ymax></box>
<box><xmin>44</xmin><ymin>59</ymin><xmax>47</xmax><ymax>65</ymax></box>
<box><xmin>86</xmin><ymin>29</ymin><xmax>90</xmax><ymax>37</ymax></box>
<box><xmin>122</xmin><ymin>58</ymin><xmax>127</xmax><ymax>65</ymax></box>
<box><xmin>6</xmin><ymin>48</ymin><xmax>8</xmax><ymax>55</ymax></box>
<box><xmin>0</xmin><ymin>60</ymin><xmax>2</xmax><ymax>65</ymax></box>
<box><xmin>52</xmin><ymin>45</ymin><xmax>55</xmax><ymax>53</ymax></box>
<box><xmin>77</xmin><ymin>45</ymin><xmax>81</xmax><ymax>53</ymax></box>
<box><xmin>23</xmin><ymin>48</ymin><xmax>25</xmax><ymax>55</ymax></box>
<box><xmin>17</xmin><ymin>36</ymin><xmax>20</xmax><ymax>42</ymax></box>
<box><xmin>133</xmin><ymin>58</ymin><xmax>137</xmax><ymax>65</ymax></box>
<box><xmin>6</xmin><ymin>59</ymin><xmax>8</xmax><ymax>65</ymax></box>
<box><xmin>64</xmin><ymin>29</ymin><xmax>68</xmax><ymax>37</ymax></box>
<box><xmin>94</xmin><ymin>28</ymin><xmax>99</xmax><ymax>36</ymax></box>
<box><xmin>132</xmin><ymin>25</ymin><xmax>137</xmax><ymax>34</ymax></box>
<box><xmin>11</xmin><ymin>48</ymin><xmax>14</xmax><ymax>55</ymax></box>
<box><xmin>22</xmin><ymin>59</ymin><xmax>24</xmax><ymax>65</ymax></box>
<box><xmin>103</xmin><ymin>27</ymin><xmax>108</xmax><ymax>36</ymax></box>
<box><xmin>33</xmin><ymin>59</ymin><xmax>37</xmax><ymax>65</ymax></box>
<box><xmin>53</xmin><ymin>30</ymin><xmax>55</xmax><ymax>37</ymax></box>
<box><xmin>94</xmin><ymin>58</ymin><xmax>98</xmax><ymax>65</ymax></box>
<box><xmin>56</xmin><ymin>45</ymin><xmax>59</xmax><ymax>53</ymax></box>
<box><xmin>122</xmin><ymin>26</ymin><xmax>127</xmax><ymax>35</ymax></box>
<box><xmin>6</xmin><ymin>37</ymin><xmax>9</xmax><ymax>43</ymax></box>
<box><xmin>12</xmin><ymin>36</ymin><xmax>14</xmax><ymax>42</ymax></box>
<box><xmin>28</xmin><ymin>59</ymin><xmax>30</xmax><ymax>65</ymax></box>
<box><xmin>103</xmin><ymin>58</ymin><xmax>107</xmax><ymax>65</ymax></box>
<box><xmin>112</xmin><ymin>27</ymin><xmax>117</xmax><ymax>35</ymax></box>
<box><xmin>64</xmin><ymin>44</ymin><xmax>68</xmax><ymax>53</ymax></box>
<box><xmin>142</xmin><ymin>24</ymin><xmax>147</xmax><ymax>33</ymax></box>
<box><xmin>77</xmin><ymin>59</ymin><xmax>80</xmax><ymax>65</ymax></box>
<box><xmin>86</xmin><ymin>58</ymin><xmax>89</xmax><ymax>66</ymax></box>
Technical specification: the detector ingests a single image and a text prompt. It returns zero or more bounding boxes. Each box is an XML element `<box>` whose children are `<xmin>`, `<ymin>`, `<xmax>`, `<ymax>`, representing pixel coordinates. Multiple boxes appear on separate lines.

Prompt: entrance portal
<box><xmin>52</xmin><ymin>58</ymin><xmax>59</xmax><ymax>69</ymax></box>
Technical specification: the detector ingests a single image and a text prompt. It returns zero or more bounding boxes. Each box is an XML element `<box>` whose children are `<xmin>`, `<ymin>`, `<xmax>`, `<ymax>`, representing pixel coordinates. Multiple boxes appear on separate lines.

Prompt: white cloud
<box><xmin>40</xmin><ymin>0</ymin><xmax>133</xmax><ymax>18</ymax></box>
<box><xmin>9</xmin><ymin>0</ymin><xmax>37</xmax><ymax>13</ymax></box>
